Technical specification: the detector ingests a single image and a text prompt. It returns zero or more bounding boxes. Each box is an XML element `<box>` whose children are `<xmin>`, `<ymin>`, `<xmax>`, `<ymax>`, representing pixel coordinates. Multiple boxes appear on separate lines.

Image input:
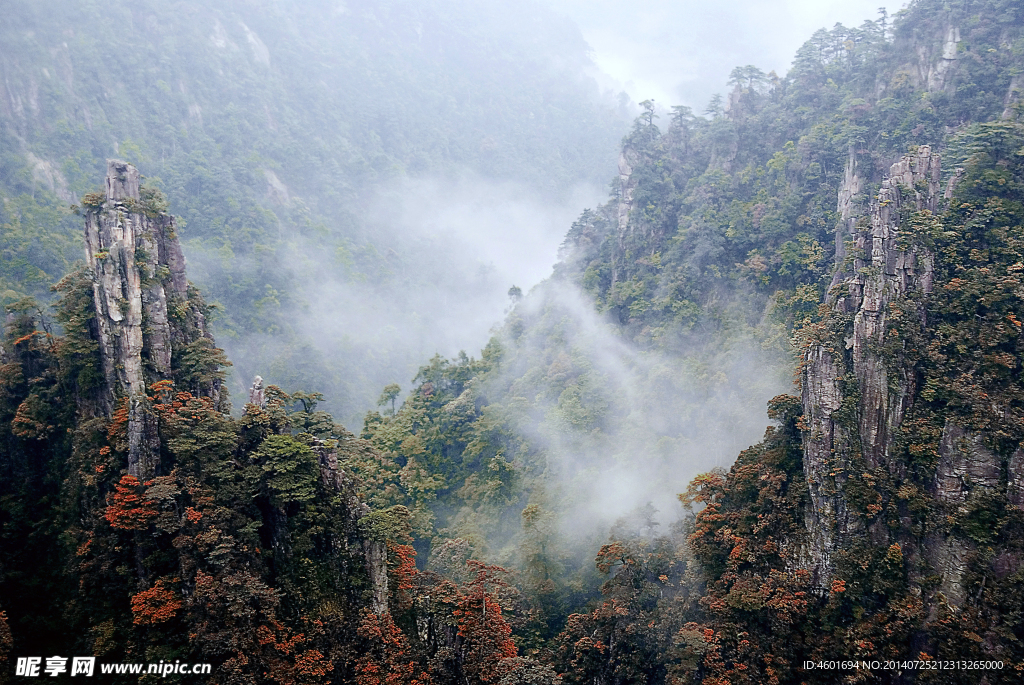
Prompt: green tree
<box><xmin>377</xmin><ymin>383</ymin><xmax>401</xmax><ymax>416</ymax></box>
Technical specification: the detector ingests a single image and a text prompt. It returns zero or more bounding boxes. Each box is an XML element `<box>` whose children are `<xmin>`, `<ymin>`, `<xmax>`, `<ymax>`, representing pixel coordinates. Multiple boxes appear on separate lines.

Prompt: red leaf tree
<box><xmin>104</xmin><ymin>475</ymin><xmax>159</xmax><ymax>530</ymax></box>
<box><xmin>453</xmin><ymin>561</ymin><xmax>517</xmax><ymax>683</ymax></box>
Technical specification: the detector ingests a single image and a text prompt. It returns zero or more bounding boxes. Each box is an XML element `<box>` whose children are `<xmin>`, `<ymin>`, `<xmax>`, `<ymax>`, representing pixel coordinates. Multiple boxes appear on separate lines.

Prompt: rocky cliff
<box><xmin>801</xmin><ymin>139</ymin><xmax>1024</xmax><ymax>609</ymax></box>
<box><xmin>81</xmin><ymin>160</ymin><xmax>223</xmax><ymax>478</ymax></box>
<box><xmin>803</xmin><ymin>146</ymin><xmax>940</xmax><ymax>584</ymax></box>
<box><xmin>79</xmin><ymin>164</ymin><xmax>393</xmax><ymax>616</ymax></box>
<box><xmin>246</xmin><ymin>376</ymin><xmax>391</xmax><ymax>615</ymax></box>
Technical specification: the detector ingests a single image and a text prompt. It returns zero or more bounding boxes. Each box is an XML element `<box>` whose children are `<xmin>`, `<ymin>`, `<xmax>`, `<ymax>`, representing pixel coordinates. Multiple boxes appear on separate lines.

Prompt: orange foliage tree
<box><xmin>0</xmin><ymin>608</ymin><xmax>12</xmax><ymax>680</ymax></box>
<box><xmin>131</xmin><ymin>578</ymin><xmax>183</xmax><ymax>625</ymax></box>
<box><xmin>104</xmin><ymin>475</ymin><xmax>159</xmax><ymax>530</ymax></box>
<box><xmin>353</xmin><ymin>610</ymin><xmax>425</xmax><ymax>685</ymax></box>
<box><xmin>453</xmin><ymin>561</ymin><xmax>517</xmax><ymax>683</ymax></box>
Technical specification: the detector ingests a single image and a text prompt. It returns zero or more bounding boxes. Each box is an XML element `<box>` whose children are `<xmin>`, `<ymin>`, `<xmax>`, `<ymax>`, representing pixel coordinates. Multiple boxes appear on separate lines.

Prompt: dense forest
<box><xmin>3</xmin><ymin>0</ymin><xmax>1024</xmax><ymax>683</ymax></box>
<box><xmin>0</xmin><ymin>0</ymin><xmax>626</xmax><ymax>425</ymax></box>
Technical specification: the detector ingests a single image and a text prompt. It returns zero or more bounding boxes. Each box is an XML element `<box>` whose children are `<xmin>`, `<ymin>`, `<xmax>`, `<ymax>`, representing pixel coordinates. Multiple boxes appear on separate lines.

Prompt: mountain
<box><xmin>2</xmin><ymin>0</ymin><xmax>1024</xmax><ymax>683</ymax></box>
<box><xmin>0</xmin><ymin>0</ymin><xmax>627</xmax><ymax>424</ymax></box>
<box><xmin>353</xmin><ymin>0</ymin><xmax>1024</xmax><ymax>679</ymax></box>
<box><xmin>0</xmin><ymin>161</ymin><xmax>556</xmax><ymax>682</ymax></box>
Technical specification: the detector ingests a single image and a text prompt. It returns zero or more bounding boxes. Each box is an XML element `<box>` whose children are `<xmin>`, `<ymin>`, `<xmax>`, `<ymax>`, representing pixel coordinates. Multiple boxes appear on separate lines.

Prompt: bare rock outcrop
<box><xmin>801</xmin><ymin>346</ymin><xmax>854</xmax><ymax>583</ymax></box>
<box><xmin>616</xmin><ymin>149</ymin><xmax>636</xmax><ymax>236</ymax></box>
<box><xmin>1002</xmin><ymin>74</ymin><xmax>1022</xmax><ymax>120</ymax></box>
<box><xmin>802</xmin><ymin>147</ymin><xmax>942</xmax><ymax>586</ymax></box>
<box><xmin>1008</xmin><ymin>447</ymin><xmax>1024</xmax><ymax>511</ymax></box>
<box><xmin>83</xmin><ymin>160</ymin><xmax>221</xmax><ymax>478</ymax></box>
<box><xmin>313</xmin><ymin>435</ymin><xmax>388</xmax><ymax>613</ymax></box>
<box><xmin>923</xmin><ymin>423</ymin><xmax>1007</xmax><ymax>604</ymax></box>
<box><xmin>921</xmin><ymin>26</ymin><xmax>961</xmax><ymax>92</ymax></box>
<box><xmin>802</xmin><ymin>137</ymin><xmax>1024</xmax><ymax>605</ymax></box>
<box><xmin>851</xmin><ymin>148</ymin><xmax>938</xmax><ymax>469</ymax></box>
<box><xmin>248</xmin><ymin>375</ymin><xmax>266</xmax><ymax>409</ymax></box>
<box><xmin>934</xmin><ymin>423</ymin><xmax>1003</xmax><ymax>503</ymax></box>
<box><xmin>830</xmin><ymin>146</ymin><xmax>863</xmax><ymax>281</ymax></box>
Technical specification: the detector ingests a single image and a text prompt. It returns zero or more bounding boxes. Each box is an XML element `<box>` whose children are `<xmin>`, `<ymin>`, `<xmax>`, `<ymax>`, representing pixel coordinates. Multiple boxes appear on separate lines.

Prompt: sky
<box><xmin>548</xmin><ymin>0</ymin><xmax>904</xmax><ymax>109</ymax></box>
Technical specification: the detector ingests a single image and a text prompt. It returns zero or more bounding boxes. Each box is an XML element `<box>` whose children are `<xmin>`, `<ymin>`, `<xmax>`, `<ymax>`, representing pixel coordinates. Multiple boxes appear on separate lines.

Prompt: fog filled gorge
<box><xmin>205</xmin><ymin>173</ymin><xmax>609</xmax><ymax>427</ymax></box>
<box><xmin>480</xmin><ymin>282</ymin><xmax>790</xmax><ymax>532</ymax></box>
<box><xmin>0</xmin><ymin>0</ymin><xmax>635</xmax><ymax>429</ymax></box>
<box><xmin>3</xmin><ymin>0</ymin><xmax>1024</xmax><ymax>682</ymax></box>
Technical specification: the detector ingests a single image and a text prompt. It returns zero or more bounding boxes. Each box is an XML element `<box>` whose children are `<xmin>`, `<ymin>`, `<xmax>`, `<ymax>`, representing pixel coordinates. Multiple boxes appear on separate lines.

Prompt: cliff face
<box><xmin>803</xmin><ymin>146</ymin><xmax>940</xmax><ymax>584</ymax></box>
<box><xmin>796</xmin><ymin>8</ymin><xmax>1024</xmax><ymax>608</ymax></box>
<box><xmin>801</xmin><ymin>140</ymin><xmax>1024</xmax><ymax>606</ymax></box>
<box><xmin>1</xmin><ymin>159</ymin><xmax>410</xmax><ymax>678</ymax></box>
<box><xmin>80</xmin><ymin>164</ymin><xmax>396</xmax><ymax>616</ymax></box>
<box><xmin>82</xmin><ymin>160</ymin><xmax>222</xmax><ymax>478</ymax></box>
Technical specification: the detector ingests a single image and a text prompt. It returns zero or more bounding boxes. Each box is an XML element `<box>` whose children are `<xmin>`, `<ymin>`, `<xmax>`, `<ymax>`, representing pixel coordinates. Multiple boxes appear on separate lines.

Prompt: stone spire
<box><xmin>83</xmin><ymin>160</ymin><xmax>214</xmax><ymax>478</ymax></box>
<box><xmin>802</xmin><ymin>148</ymin><xmax>943</xmax><ymax>588</ymax></box>
<box><xmin>248</xmin><ymin>375</ymin><xmax>266</xmax><ymax>409</ymax></box>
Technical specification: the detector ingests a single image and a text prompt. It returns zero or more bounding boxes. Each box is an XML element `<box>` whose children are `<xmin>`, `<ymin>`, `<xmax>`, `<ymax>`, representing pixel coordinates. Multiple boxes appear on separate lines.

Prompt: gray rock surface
<box><xmin>800</xmin><ymin>132</ymin><xmax>1024</xmax><ymax>607</ymax></box>
<box><xmin>1002</xmin><ymin>74</ymin><xmax>1022</xmax><ymax>120</ymax></box>
<box><xmin>1010</xmin><ymin>446</ymin><xmax>1024</xmax><ymax>511</ymax></box>
<box><xmin>314</xmin><ymin>436</ymin><xmax>389</xmax><ymax>614</ymax></box>
<box><xmin>248</xmin><ymin>375</ymin><xmax>266</xmax><ymax>409</ymax></box>
<box><xmin>82</xmin><ymin>161</ymin><xmax>390</xmax><ymax>613</ymax></box>
<box><xmin>84</xmin><ymin>160</ymin><xmax>211</xmax><ymax>478</ymax></box>
<box><xmin>923</xmin><ymin>26</ymin><xmax>961</xmax><ymax>92</ymax></box>
<box><xmin>802</xmin><ymin>147</ymin><xmax>942</xmax><ymax>587</ymax></box>
<box><xmin>935</xmin><ymin>423</ymin><xmax>1003</xmax><ymax>503</ymax></box>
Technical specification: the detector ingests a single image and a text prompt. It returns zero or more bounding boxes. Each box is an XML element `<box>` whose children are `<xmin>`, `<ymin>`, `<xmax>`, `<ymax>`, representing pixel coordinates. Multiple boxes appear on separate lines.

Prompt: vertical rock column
<box><xmin>801</xmin><ymin>147</ymin><xmax>942</xmax><ymax>586</ymax></box>
<box><xmin>850</xmin><ymin>148</ymin><xmax>939</xmax><ymax>471</ymax></box>
<box><xmin>84</xmin><ymin>160</ymin><xmax>190</xmax><ymax>479</ymax></box>
<box><xmin>313</xmin><ymin>431</ymin><xmax>389</xmax><ymax>614</ymax></box>
<box><xmin>830</xmin><ymin>146</ymin><xmax>864</xmax><ymax>283</ymax></box>
<box><xmin>611</xmin><ymin>146</ymin><xmax>639</xmax><ymax>287</ymax></box>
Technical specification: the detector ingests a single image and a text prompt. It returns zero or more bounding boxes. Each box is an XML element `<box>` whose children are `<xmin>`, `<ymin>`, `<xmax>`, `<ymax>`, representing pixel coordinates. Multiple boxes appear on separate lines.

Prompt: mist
<box><xmin>3</xmin><ymin>0</ymin><xmax>1020</xmax><ymax>672</ymax></box>
<box><xmin>181</xmin><ymin>0</ymin><xmax>908</xmax><ymax>432</ymax></box>
<box><xmin>548</xmin><ymin>0</ymin><xmax>904</xmax><ymax>108</ymax></box>
<box><xmin>179</xmin><ymin>0</ymin><xmax>880</xmax><ymax>547</ymax></box>
<box><xmin>209</xmin><ymin>172</ymin><xmax>606</xmax><ymax>426</ymax></box>
<box><xmin>478</xmin><ymin>279</ymin><xmax>790</xmax><ymax>555</ymax></box>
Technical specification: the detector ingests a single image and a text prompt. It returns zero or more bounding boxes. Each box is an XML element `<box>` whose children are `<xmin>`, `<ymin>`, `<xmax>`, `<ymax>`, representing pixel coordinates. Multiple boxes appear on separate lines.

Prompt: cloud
<box><xmin>546</xmin><ymin>0</ymin><xmax>905</xmax><ymax>108</ymax></box>
<box><xmin>482</xmin><ymin>280</ymin><xmax>790</xmax><ymax>539</ymax></box>
<box><xmin>209</xmin><ymin>170</ymin><xmax>606</xmax><ymax>426</ymax></box>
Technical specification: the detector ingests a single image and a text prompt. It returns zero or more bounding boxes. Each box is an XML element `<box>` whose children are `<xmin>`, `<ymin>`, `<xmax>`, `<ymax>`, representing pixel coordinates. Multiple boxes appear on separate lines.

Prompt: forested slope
<box><xmin>3</xmin><ymin>0</ymin><xmax>1024</xmax><ymax>683</ymax></box>
<box><xmin>0</xmin><ymin>161</ymin><xmax>565</xmax><ymax>683</ymax></box>
<box><xmin>352</xmin><ymin>0</ymin><xmax>1024</xmax><ymax>680</ymax></box>
<box><xmin>0</xmin><ymin>0</ymin><xmax>625</xmax><ymax>423</ymax></box>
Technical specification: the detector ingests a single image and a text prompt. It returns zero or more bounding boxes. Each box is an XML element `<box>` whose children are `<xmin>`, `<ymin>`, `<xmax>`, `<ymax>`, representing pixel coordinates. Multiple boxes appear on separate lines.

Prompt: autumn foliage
<box><xmin>0</xmin><ymin>609</ymin><xmax>11</xmax><ymax>675</ymax></box>
<box><xmin>254</xmin><ymin>618</ymin><xmax>334</xmax><ymax>684</ymax></box>
<box><xmin>131</xmin><ymin>578</ymin><xmax>183</xmax><ymax>625</ymax></box>
<box><xmin>390</xmin><ymin>544</ymin><xmax>418</xmax><ymax>593</ymax></box>
<box><xmin>357</xmin><ymin>547</ymin><xmax>520</xmax><ymax>685</ymax></box>
<box><xmin>104</xmin><ymin>475</ymin><xmax>159</xmax><ymax>530</ymax></box>
<box><xmin>452</xmin><ymin>562</ymin><xmax>517</xmax><ymax>683</ymax></box>
<box><xmin>354</xmin><ymin>611</ymin><xmax>424</xmax><ymax>685</ymax></box>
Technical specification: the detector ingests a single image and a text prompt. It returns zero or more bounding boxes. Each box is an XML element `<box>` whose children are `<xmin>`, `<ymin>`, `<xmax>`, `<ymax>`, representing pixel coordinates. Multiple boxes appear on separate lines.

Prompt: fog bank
<box><xmin>548</xmin><ymin>0</ymin><xmax>904</xmax><ymax>108</ymax></box>
<box><xmin>210</xmin><ymin>172</ymin><xmax>606</xmax><ymax>425</ymax></box>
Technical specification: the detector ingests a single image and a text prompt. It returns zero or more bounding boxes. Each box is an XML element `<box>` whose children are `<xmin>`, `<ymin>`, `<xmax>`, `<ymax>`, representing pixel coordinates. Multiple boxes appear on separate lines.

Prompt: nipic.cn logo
<box><xmin>14</xmin><ymin>656</ymin><xmax>212</xmax><ymax>677</ymax></box>
<box><xmin>16</xmin><ymin>657</ymin><xmax>97</xmax><ymax>678</ymax></box>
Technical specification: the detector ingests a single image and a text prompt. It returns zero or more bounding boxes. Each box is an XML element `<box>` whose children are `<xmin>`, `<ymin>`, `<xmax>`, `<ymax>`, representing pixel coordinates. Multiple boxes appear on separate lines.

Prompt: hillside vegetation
<box><xmin>0</xmin><ymin>0</ymin><xmax>626</xmax><ymax>422</ymax></box>
<box><xmin>2</xmin><ymin>0</ymin><xmax>1024</xmax><ymax>683</ymax></box>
